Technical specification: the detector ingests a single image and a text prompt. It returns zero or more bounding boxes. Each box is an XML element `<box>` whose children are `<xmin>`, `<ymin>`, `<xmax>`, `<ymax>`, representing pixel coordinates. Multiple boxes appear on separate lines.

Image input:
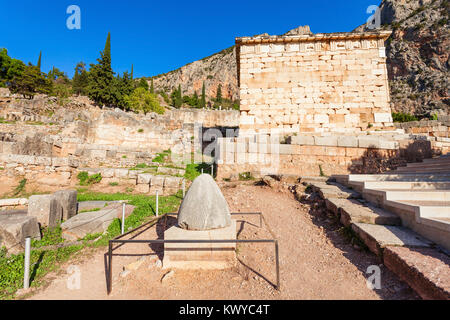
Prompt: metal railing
<box><xmin>106</xmin><ymin>212</ymin><xmax>280</xmax><ymax>294</ymax></box>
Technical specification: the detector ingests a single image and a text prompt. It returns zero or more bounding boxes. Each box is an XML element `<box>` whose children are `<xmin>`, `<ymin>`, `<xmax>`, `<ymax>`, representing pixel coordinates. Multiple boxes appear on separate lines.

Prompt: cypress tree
<box><xmin>130</xmin><ymin>64</ymin><xmax>134</xmax><ymax>80</ymax></box>
<box><xmin>177</xmin><ymin>84</ymin><xmax>182</xmax><ymax>108</ymax></box>
<box><xmin>200</xmin><ymin>81</ymin><xmax>206</xmax><ymax>108</ymax></box>
<box><xmin>216</xmin><ymin>84</ymin><xmax>222</xmax><ymax>103</ymax></box>
<box><xmin>150</xmin><ymin>78</ymin><xmax>154</xmax><ymax>94</ymax></box>
<box><xmin>37</xmin><ymin>51</ymin><xmax>42</xmax><ymax>71</ymax></box>
<box><xmin>88</xmin><ymin>32</ymin><xmax>116</xmax><ymax>106</ymax></box>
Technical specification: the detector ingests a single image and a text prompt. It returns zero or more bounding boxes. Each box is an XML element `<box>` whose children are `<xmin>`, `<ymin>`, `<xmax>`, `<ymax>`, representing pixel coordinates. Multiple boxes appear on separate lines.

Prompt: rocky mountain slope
<box><xmin>377</xmin><ymin>0</ymin><xmax>449</xmax><ymax>116</ymax></box>
<box><xmin>150</xmin><ymin>1</ymin><xmax>449</xmax><ymax>116</ymax></box>
<box><xmin>151</xmin><ymin>46</ymin><xmax>238</xmax><ymax>102</ymax></box>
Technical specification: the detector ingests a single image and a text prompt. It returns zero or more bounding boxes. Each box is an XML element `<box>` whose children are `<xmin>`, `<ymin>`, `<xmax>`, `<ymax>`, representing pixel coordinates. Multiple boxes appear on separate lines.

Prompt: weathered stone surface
<box><xmin>0</xmin><ymin>213</ymin><xmax>41</xmax><ymax>254</ymax></box>
<box><xmin>61</xmin><ymin>203</ymin><xmax>135</xmax><ymax>240</ymax></box>
<box><xmin>164</xmin><ymin>176</ymin><xmax>182</xmax><ymax>189</ymax></box>
<box><xmin>163</xmin><ymin>220</ymin><xmax>236</xmax><ymax>269</ymax></box>
<box><xmin>0</xmin><ymin>198</ymin><xmax>28</xmax><ymax>207</ymax></box>
<box><xmin>351</xmin><ymin>223</ymin><xmax>431</xmax><ymax>256</ymax></box>
<box><xmin>53</xmin><ymin>190</ymin><xmax>77</xmax><ymax>221</ymax></box>
<box><xmin>177</xmin><ymin>174</ymin><xmax>231</xmax><ymax>230</ymax></box>
<box><xmin>383</xmin><ymin>246</ymin><xmax>450</xmax><ymax>300</ymax></box>
<box><xmin>137</xmin><ymin>173</ymin><xmax>152</xmax><ymax>185</ymax></box>
<box><xmin>28</xmin><ymin>195</ymin><xmax>63</xmax><ymax>228</ymax></box>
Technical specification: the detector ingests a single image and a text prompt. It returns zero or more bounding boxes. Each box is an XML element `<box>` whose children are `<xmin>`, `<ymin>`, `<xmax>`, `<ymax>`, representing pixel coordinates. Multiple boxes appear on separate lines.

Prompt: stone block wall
<box><xmin>214</xmin><ymin>132</ymin><xmax>441</xmax><ymax>180</ymax></box>
<box><xmin>236</xmin><ymin>31</ymin><xmax>393</xmax><ymax>134</ymax></box>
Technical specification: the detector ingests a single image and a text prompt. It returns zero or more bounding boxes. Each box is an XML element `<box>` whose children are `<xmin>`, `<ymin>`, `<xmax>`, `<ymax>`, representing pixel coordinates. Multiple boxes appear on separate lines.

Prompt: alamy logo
<box><xmin>366</xmin><ymin>265</ymin><xmax>381</xmax><ymax>290</ymax></box>
<box><xmin>66</xmin><ymin>265</ymin><xmax>81</xmax><ymax>290</ymax></box>
<box><xmin>66</xmin><ymin>5</ymin><xmax>81</xmax><ymax>30</ymax></box>
<box><xmin>366</xmin><ymin>5</ymin><xmax>381</xmax><ymax>30</ymax></box>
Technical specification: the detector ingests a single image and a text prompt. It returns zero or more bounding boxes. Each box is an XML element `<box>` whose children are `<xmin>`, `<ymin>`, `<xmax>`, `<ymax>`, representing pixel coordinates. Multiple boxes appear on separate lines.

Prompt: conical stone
<box><xmin>177</xmin><ymin>174</ymin><xmax>231</xmax><ymax>230</ymax></box>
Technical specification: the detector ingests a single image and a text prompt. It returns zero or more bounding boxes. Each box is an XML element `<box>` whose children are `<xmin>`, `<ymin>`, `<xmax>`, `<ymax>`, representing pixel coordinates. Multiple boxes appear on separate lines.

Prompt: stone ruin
<box><xmin>163</xmin><ymin>174</ymin><xmax>236</xmax><ymax>269</ymax></box>
<box><xmin>214</xmin><ymin>28</ymin><xmax>450</xmax><ymax>180</ymax></box>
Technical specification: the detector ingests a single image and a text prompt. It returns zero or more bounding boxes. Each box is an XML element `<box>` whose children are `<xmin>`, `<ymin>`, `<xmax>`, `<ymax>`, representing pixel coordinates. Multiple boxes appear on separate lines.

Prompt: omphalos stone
<box><xmin>177</xmin><ymin>174</ymin><xmax>231</xmax><ymax>230</ymax></box>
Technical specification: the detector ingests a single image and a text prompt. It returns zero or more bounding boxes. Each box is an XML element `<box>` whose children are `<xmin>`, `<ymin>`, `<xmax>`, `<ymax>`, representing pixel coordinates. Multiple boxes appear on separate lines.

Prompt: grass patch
<box><xmin>12</xmin><ymin>179</ymin><xmax>27</xmax><ymax>197</ymax></box>
<box><xmin>108</xmin><ymin>182</ymin><xmax>119</xmax><ymax>187</ymax></box>
<box><xmin>77</xmin><ymin>172</ymin><xmax>102</xmax><ymax>186</ymax></box>
<box><xmin>79</xmin><ymin>208</ymin><xmax>101</xmax><ymax>213</ymax></box>
<box><xmin>319</xmin><ymin>165</ymin><xmax>326</xmax><ymax>177</ymax></box>
<box><xmin>184</xmin><ymin>162</ymin><xmax>212</xmax><ymax>181</ymax></box>
<box><xmin>152</xmin><ymin>149</ymin><xmax>171</xmax><ymax>163</ymax></box>
<box><xmin>0</xmin><ymin>190</ymin><xmax>182</xmax><ymax>300</ymax></box>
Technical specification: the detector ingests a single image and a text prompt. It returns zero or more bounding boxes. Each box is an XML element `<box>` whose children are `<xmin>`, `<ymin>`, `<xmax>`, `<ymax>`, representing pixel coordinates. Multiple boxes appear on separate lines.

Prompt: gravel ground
<box><xmin>28</xmin><ymin>182</ymin><xmax>419</xmax><ymax>300</ymax></box>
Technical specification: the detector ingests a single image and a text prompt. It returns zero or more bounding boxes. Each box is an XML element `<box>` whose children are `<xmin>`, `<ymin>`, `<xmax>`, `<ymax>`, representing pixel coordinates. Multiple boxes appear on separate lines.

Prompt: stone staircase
<box><xmin>301</xmin><ymin>155</ymin><xmax>450</xmax><ymax>299</ymax></box>
<box><xmin>333</xmin><ymin>155</ymin><xmax>450</xmax><ymax>252</ymax></box>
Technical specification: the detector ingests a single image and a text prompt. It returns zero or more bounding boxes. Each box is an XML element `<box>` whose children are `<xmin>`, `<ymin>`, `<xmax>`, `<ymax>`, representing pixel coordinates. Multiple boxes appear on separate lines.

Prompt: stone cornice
<box><xmin>235</xmin><ymin>30</ymin><xmax>392</xmax><ymax>46</ymax></box>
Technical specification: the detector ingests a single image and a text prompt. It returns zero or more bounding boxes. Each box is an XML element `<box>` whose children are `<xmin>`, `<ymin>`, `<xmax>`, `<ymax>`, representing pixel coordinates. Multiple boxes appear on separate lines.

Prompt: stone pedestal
<box><xmin>163</xmin><ymin>220</ymin><xmax>237</xmax><ymax>269</ymax></box>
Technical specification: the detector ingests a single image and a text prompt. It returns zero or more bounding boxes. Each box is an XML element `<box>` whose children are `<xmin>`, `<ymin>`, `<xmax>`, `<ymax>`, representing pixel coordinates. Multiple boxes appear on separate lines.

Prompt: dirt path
<box><xmin>28</xmin><ymin>183</ymin><xmax>419</xmax><ymax>300</ymax></box>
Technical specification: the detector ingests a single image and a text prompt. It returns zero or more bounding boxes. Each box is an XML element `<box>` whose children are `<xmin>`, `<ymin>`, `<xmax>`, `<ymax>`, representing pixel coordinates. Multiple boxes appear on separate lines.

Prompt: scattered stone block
<box><xmin>61</xmin><ymin>203</ymin><xmax>135</xmax><ymax>240</ymax></box>
<box><xmin>0</xmin><ymin>198</ymin><xmax>28</xmax><ymax>207</ymax></box>
<box><xmin>0</xmin><ymin>213</ymin><xmax>41</xmax><ymax>254</ymax></box>
<box><xmin>28</xmin><ymin>195</ymin><xmax>63</xmax><ymax>228</ymax></box>
<box><xmin>53</xmin><ymin>190</ymin><xmax>77</xmax><ymax>221</ymax></box>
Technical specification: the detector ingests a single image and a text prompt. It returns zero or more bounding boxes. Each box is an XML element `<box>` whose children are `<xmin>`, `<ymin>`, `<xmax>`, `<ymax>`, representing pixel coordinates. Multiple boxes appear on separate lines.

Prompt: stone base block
<box><xmin>163</xmin><ymin>220</ymin><xmax>236</xmax><ymax>270</ymax></box>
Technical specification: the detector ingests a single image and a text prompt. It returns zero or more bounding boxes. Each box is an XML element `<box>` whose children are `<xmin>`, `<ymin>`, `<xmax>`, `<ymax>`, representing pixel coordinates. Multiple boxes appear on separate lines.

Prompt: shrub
<box><xmin>239</xmin><ymin>172</ymin><xmax>253</xmax><ymax>181</ymax></box>
<box><xmin>125</xmin><ymin>87</ymin><xmax>165</xmax><ymax>115</ymax></box>
<box><xmin>392</xmin><ymin>112</ymin><xmax>418</xmax><ymax>123</ymax></box>
<box><xmin>77</xmin><ymin>171</ymin><xmax>102</xmax><ymax>186</ymax></box>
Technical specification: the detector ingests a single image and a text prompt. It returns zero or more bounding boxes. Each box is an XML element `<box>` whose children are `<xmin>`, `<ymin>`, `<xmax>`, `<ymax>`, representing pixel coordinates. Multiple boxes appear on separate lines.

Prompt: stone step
<box><xmin>304</xmin><ymin>181</ymin><xmax>360</xmax><ymax>199</ymax></box>
<box><xmin>405</xmin><ymin>161</ymin><xmax>450</xmax><ymax>168</ymax></box>
<box><xmin>345</xmin><ymin>173</ymin><xmax>450</xmax><ymax>183</ymax></box>
<box><xmin>325</xmin><ymin>198</ymin><xmax>401</xmax><ymax>227</ymax></box>
<box><xmin>397</xmin><ymin>167</ymin><xmax>450</xmax><ymax>173</ymax></box>
<box><xmin>363</xmin><ymin>189</ymin><xmax>450</xmax><ymax>206</ymax></box>
<box><xmin>351</xmin><ymin>222</ymin><xmax>432</xmax><ymax>256</ymax></box>
<box><xmin>423</xmin><ymin>156</ymin><xmax>450</xmax><ymax>164</ymax></box>
<box><xmin>383</xmin><ymin>246</ymin><xmax>450</xmax><ymax>300</ymax></box>
<box><xmin>361</xmin><ymin>181</ymin><xmax>450</xmax><ymax>190</ymax></box>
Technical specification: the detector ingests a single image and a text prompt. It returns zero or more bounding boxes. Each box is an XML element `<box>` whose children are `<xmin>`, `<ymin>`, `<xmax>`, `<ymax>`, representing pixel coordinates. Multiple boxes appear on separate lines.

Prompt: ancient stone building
<box><xmin>236</xmin><ymin>30</ymin><xmax>394</xmax><ymax>134</ymax></box>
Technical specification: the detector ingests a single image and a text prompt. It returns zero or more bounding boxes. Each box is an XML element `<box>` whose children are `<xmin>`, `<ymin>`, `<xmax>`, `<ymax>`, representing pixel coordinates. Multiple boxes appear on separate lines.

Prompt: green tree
<box><xmin>125</xmin><ymin>87</ymin><xmax>164</xmax><ymax>114</ymax></box>
<box><xmin>37</xmin><ymin>51</ymin><xmax>42</xmax><ymax>71</ymax></box>
<box><xmin>216</xmin><ymin>84</ymin><xmax>222</xmax><ymax>103</ymax></box>
<box><xmin>0</xmin><ymin>48</ymin><xmax>25</xmax><ymax>87</ymax></box>
<box><xmin>200</xmin><ymin>81</ymin><xmax>206</xmax><ymax>108</ymax></box>
<box><xmin>130</xmin><ymin>64</ymin><xmax>134</xmax><ymax>80</ymax></box>
<box><xmin>150</xmin><ymin>78</ymin><xmax>154</xmax><ymax>94</ymax></box>
<box><xmin>88</xmin><ymin>32</ymin><xmax>116</xmax><ymax>106</ymax></box>
<box><xmin>48</xmin><ymin>67</ymin><xmax>69</xmax><ymax>84</ymax></box>
<box><xmin>137</xmin><ymin>78</ymin><xmax>149</xmax><ymax>91</ymax></box>
<box><xmin>170</xmin><ymin>85</ymin><xmax>183</xmax><ymax>108</ymax></box>
<box><xmin>115</xmin><ymin>71</ymin><xmax>134</xmax><ymax>109</ymax></box>
<box><xmin>9</xmin><ymin>65</ymin><xmax>52</xmax><ymax>99</ymax></box>
<box><xmin>73</xmin><ymin>62</ymin><xmax>89</xmax><ymax>96</ymax></box>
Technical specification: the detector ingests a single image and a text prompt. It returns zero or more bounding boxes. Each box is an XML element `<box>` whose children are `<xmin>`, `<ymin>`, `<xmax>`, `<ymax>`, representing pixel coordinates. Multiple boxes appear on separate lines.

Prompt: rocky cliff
<box><xmin>380</xmin><ymin>0</ymin><xmax>449</xmax><ymax>117</ymax></box>
<box><xmin>151</xmin><ymin>46</ymin><xmax>238</xmax><ymax>102</ymax></box>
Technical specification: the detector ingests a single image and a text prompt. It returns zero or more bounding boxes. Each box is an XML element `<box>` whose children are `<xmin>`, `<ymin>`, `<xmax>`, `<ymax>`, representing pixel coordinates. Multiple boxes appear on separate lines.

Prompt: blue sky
<box><xmin>1</xmin><ymin>0</ymin><xmax>379</xmax><ymax>78</ymax></box>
